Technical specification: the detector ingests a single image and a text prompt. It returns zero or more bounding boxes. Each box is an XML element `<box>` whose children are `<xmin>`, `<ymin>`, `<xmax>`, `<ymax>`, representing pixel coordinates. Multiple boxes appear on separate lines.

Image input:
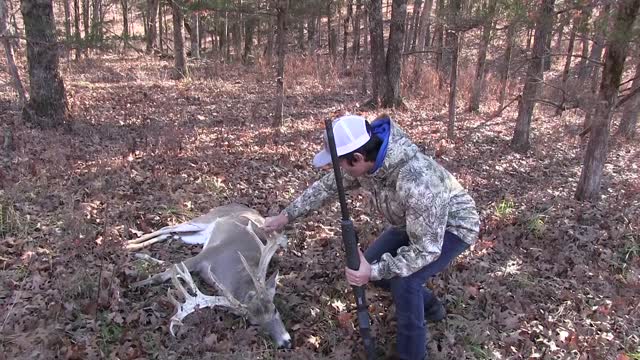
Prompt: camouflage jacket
<box><xmin>283</xmin><ymin>120</ymin><xmax>480</xmax><ymax>281</ymax></box>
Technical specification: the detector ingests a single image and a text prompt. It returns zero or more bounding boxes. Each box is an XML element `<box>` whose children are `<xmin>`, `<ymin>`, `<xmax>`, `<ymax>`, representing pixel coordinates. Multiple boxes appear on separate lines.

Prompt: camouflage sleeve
<box><xmin>283</xmin><ymin>171</ymin><xmax>360</xmax><ymax>221</ymax></box>
<box><xmin>369</xmin><ymin>173</ymin><xmax>449</xmax><ymax>281</ymax></box>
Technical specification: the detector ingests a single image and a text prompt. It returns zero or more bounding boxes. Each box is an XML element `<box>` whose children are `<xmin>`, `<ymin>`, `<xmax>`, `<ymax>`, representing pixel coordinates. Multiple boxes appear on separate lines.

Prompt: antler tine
<box><xmin>245</xmin><ymin>220</ymin><xmax>266</xmax><ymax>249</ymax></box>
<box><xmin>258</xmin><ymin>240</ymin><xmax>280</xmax><ymax>281</ymax></box>
<box><xmin>203</xmin><ymin>265</ymin><xmax>247</xmax><ymax>315</ymax></box>
<box><xmin>237</xmin><ymin>250</ymin><xmax>265</xmax><ymax>292</ymax></box>
<box><xmin>167</xmin><ymin>263</ymin><xmax>247</xmax><ymax>337</ymax></box>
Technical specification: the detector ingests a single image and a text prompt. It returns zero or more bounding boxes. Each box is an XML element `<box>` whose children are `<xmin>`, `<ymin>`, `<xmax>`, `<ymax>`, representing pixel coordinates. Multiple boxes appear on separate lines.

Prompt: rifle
<box><xmin>324</xmin><ymin>118</ymin><xmax>377</xmax><ymax>360</ymax></box>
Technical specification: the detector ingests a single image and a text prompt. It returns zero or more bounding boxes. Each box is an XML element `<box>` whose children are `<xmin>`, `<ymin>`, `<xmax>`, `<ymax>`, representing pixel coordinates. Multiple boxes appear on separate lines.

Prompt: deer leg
<box><xmin>126</xmin><ymin>233</ymin><xmax>172</xmax><ymax>250</ymax></box>
<box><xmin>131</xmin><ymin>268</ymin><xmax>173</xmax><ymax>288</ymax></box>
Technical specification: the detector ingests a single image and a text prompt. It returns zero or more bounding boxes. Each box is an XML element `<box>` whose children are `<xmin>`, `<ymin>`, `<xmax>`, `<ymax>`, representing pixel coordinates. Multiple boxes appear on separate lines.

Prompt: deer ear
<box><xmin>266</xmin><ymin>270</ymin><xmax>279</xmax><ymax>298</ymax></box>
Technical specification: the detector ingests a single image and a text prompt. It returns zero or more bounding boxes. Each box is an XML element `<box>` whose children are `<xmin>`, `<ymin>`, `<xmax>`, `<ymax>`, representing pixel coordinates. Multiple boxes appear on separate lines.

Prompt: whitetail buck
<box><xmin>126</xmin><ymin>203</ymin><xmax>292</xmax><ymax>349</ymax></box>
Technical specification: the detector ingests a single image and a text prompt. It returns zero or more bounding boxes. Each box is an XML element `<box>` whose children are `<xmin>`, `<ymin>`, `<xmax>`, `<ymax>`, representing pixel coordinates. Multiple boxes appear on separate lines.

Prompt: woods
<box><xmin>0</xmin><ymin>0</ymin><xmax>638</xmax><ymax>358</ymax></box>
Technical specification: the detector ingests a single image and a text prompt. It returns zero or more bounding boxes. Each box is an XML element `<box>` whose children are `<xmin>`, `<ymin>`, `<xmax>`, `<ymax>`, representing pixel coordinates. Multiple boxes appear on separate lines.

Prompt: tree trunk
<box><xmin>416</xmin><ymin>0</ymin><xmax>431</xmax><ymax>50</ymax></box>
<box><xmin>433</xmin><ymin>0</ymin><xmax>444</xmax><ymax>89</ymax></box>
<box><xmin>171</xmin><ymin>0</ymin><xmax>187</xmax><ymax>78</ymax></box>
<box><xmin>352</xmin><ymin>0</ymin><xmax>362</xmax><ymax>60</ymax></box>
<box><xmin>511</xmin><ymin>0</ymin><xmax>555</xmax><ymax>153</ymax></box>
<box><xmin>404</xmin><ymin>0</ymin><xmax>420</xmax><ymax>52</ymax></box>
<box><xmin>82</xmin><ymin>0</ymin><xmax>89</xmax><ymax>50</ymax></box>
<box><xmin>554</xmin><ymin>11</ymin><xmax>569</xmax><ymax>52</ymax></box>
<box><xmin>190</xmin><ymin>13</ymin><xmax>200</xmax><ymax>59</ymax></box>
<box><xmin>1</xmin><ymin>0</ymin><xmax>27</xmax><ymax>105</ymax></box>
<box><xmin>328</xmin><ymin>1</ymin><xmax>337</xmax><ymax>62</ymax></box>
<box><xmin>296</xmin><ymin>20</ymin><xmax>305</xmax><ymax>51</ymax></box>
<box><xmin>63</xmin><ymin>0</ymin><xmax>71</xmax><ymax>41</ymax></box>
<box><xmin>617</xmin><ymin>58</ymin><xmax>640</xmax><ymax>139</ymax></box>
<box><xmin>543</xmin><ymin>13</ymin><xmax>554</xmax><ymax>71</ymax></box>
<box><xmin>408</xmin><ymin>0</ymin><xmax>422</xmax><ymax>51</ymax></box>
<box><xmin>91</xmin><ymin>0</ymin><xmax>102</xmax><ymax>42</ymax></box>
<box><xmin>368</xmin><ymin>0</ymin><xmax>385</xmax><ymax>105</ymax></box>
<box><xmin>576</xmin><ymin>0</ymin><xmax>640</xmax><ymax>201</ymax></box>
<box><xmin>445</xmin><ymin>0</ymin><xmax>461</xmax><ymax>137</ymax></box>
<box><xmin>158</xmin><ymin>1</ymin><xmax>164</xmax><ymax>52</ymax></box>
<box><xmin>556</xmin><ymin>15</ymin><xmax>578</xmax><ymax>116</ymax></box>
<box><xmin>382</xmin><ymin>0</ymin><xmax>407</xmax><ymax>108</ymax></box>
<box><xmin>343</xmin><ymin>0</ymin><xmax>352</xmax><ymax>64</ymax></box>
<box><xmin>584</xmin><ymin>4</ymin><xmax>610</xmax><ymax>81</ymax></box>
<box><xmin>145</xmin><ymin>0</ymin><xmax>158</xmax><ymax>52</ymax></box>
<box><xmin>265</xmin><ymin>19</ymin><xmax>274</xmax><ymax>64</ymax></box>
<box><xmin>73</xmin><ymin>0</ymin><xmax>81</xmax><ymax>59</ymax></box>
<box><xmin>20</xmin><ymin>0</ymin><xmax>68</xmax><ymax>127</ymax></box>
<box><xmin>468</xmin><ymin>0</ymin><xmax>496</xmax><ymax>112</ymax></box>
<box><xmin>497</xmin><ymin>22</ymin><xmax>515</xmax><ymax>108</ymax></box>
<box><xmin>121</xmin><ymin>0</ymin><xmax>129</xmax><ymax>39</ymax></box>
<box><xmin>447</xmin><ymin>30</ymin><xmax>459</xmax><ymax>138</ymax></box>
<box><xmin>273</xmin><ymin>0</ymin><xmax>287</xmax><ymax>128</ymax></box>
<box><xmin>243</xmin><ymin>14</ymin><xmax>256</xmax><ymax>63</ymax></box>
<box><xmin>577</xmin><ymin>6</ymin><xmax>592</xmax><ymax>79</ymax></box>
<box><xmin>307</xmin><ymin>15</ymin><xmax>316</xmax><ymax>53</ymax></box>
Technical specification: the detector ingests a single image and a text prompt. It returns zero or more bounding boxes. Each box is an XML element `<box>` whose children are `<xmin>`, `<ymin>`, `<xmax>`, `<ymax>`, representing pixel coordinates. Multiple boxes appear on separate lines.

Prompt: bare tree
<box><xmin>145</xmin><ymin>0</ymin><xmax>159</xmax><ymax>52</ymax></box>
<box><xmin>497</xmin><ymin>22</ymin><xmax>516</xmax><ymax>109</ymax></box>
<box><xmin>468</xmin><ymin>0</ymin><xmax>497</xmax><ymax>112</ymax></box>
<box><xmin>416</xmin><ymin>0</ymin><xmax>432</xmax><ymax>50</ymax></box>
<box><xmin>171</xmin><ymin>0</ymin><xmax>188</xmax><ymax>78</ymax></box>
<box><xmin>576</xmin><ymin>0</ymin><xmax>640</xmax><ymax>201</ymax></box>
<box><xmin>328</xmin><ymin>0</ymin><xmax>337</xmax><ymax>62</ymax></box>
<box><xmin>446</xmin><ymin>0</ymin><xmax>462</xmax><ymax>138</ymax></box>
<box><xmin>367</xmin><ymin>0</ymin><xmax>385</xmax><ymax>106</ymax></box>
<box><xmin>243</xmin><ymin>13</ymin><xmax>257</xmax><ymax>63</ymax></box>
<box><xmin>343</xmin><ymin>0</ymin><xmax>352</xmax><ymax>64</ymax></box>
<box><xmin>121</xmin><ymin>0</ymin><xmax>129</xmax><ymax>39</ymax></box>
<box><xmin>1</xmin><ymin>0</ymin><xmax>26</xmax><ymax>105</ymax></box>
<box><xmin>556</xmin><ymin>12</ymin><xmax>578</xmax><ymax>116</ymax></box>
<box><xmin>62</xmin><ymin>0</ymin><xmax>72</xmax><ymax>41</ymax></box>
<box><xmin>20</xmin><ymin>0</ymin><xmax>68</xmax><ymax>127</ymax></box>
<box><xmin>191</xmin><ymin>13</ymin><xmax>200</xmax><ymax>59</ymax></box>
<box><xmin>73</xmin><ymin>0</ymin><xmax>81</xmax><ymax>58</ymax></box>
<box><xmin>382</xmin><ymin>0</ymin><xmax>408</xmax><ymax>108</ymax></box>
<box><xmin>352</xmin><ymin>0</ymin><xmax>362</xmax><ymax>60</ymax></box>
<box><xmin>511</xmin><ymin>0</ymin><xmax>555</xmax><ymax>153</ymax></box>
<box><xmin>617</xmin><ymin>57</ymin><xmax>640</xmax><ymax>139</ymax></box>
<box><xmin>273</xmin><ymin>0</ymin><xmax>288</xmax><ymax>128</ymax></box>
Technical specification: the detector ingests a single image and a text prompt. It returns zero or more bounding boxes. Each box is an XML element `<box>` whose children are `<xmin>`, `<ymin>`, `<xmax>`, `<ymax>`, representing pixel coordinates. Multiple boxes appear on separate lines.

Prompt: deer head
<box><xmin>168</xmin><ymin>220</ymin><xmax>292</xmax><ymax>349</ymax></box>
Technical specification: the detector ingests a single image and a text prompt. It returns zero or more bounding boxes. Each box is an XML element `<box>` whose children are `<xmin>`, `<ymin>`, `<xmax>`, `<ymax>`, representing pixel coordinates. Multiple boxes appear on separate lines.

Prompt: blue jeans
<box><xmin>364</xmin><ymin>227</ymin><xmax>469</xmax><ymax>360</ymax></box>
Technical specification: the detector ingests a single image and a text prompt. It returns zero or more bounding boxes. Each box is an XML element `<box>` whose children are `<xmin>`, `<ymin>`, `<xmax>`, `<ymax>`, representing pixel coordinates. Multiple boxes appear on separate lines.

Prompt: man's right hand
<box><xmin>263</xmin><ymin>212</ymin><xmax>289</xmax><ymax>232</ymax></box>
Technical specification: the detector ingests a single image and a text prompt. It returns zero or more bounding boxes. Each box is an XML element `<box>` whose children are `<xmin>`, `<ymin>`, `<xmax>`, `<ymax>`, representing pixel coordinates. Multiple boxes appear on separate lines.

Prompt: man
<box><xmin>263</xmin><ymin>114</ymin><xmax>480</xmax><ymax>359</ymax></box>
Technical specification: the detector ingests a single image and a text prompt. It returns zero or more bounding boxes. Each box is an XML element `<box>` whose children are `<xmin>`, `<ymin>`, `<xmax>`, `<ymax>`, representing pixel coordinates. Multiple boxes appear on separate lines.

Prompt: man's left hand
<box><xmin>345</xmin><ymin>248</ymin><xmax>371</xmax><ymax>286</ymax></box>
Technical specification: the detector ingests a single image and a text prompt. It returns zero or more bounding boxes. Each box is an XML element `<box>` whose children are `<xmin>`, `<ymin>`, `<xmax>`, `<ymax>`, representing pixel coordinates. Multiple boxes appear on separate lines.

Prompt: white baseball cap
<box><xmin>312</xmin><ymin>115</ymin><xmax>371</xmax><ymax>168</ymax></box>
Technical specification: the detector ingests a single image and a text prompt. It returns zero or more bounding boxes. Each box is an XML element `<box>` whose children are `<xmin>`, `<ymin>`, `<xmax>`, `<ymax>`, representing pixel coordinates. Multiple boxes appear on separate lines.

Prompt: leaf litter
<box><xmin>0</xmin><ymin>54</ymin><xmax>638</xmax><ymax>359</ymax></box>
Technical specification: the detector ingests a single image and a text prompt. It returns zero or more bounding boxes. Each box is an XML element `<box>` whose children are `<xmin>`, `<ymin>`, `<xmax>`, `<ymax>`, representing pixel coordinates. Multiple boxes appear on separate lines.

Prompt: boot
<box><xmin>424</xmin><ymin>298</ymin><xmax>446</xmax><ymax>323</ymax></box>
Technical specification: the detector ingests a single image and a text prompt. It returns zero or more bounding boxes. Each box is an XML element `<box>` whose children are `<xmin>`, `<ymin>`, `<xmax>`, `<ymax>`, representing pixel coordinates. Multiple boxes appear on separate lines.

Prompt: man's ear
<box><xmin>353</xmin><ymin>152</ymin><xmax>366</xmax><ymax>163</ymax></box>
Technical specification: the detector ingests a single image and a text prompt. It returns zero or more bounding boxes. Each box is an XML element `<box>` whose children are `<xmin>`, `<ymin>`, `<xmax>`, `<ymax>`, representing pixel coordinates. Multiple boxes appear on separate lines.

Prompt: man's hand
<box><xmin>262</xmin><ymin>212</ymin><xmax>289</xmax><ymax>232</ymax></box>
<box><xmin>345</xmin><ymin>248</ymin><xmax>371</xmax><ymax>286</ymax></box>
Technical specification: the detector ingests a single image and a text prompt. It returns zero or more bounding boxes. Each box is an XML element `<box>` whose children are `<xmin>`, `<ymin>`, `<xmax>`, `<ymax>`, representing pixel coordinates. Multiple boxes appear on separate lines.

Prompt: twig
<box><xmin>616</xmin><ymin>85</ymin><xmax>640</xmax><ymax>109</ymax></box>
<box><xmin>492</xmin><ymin>95</ymin><xmax>520</xmax><ymax>118</ymax></box>
<box><xmin>0</xmin><ymin>273</ymin><xmax>28</xmax><ymax>332</ymax></box>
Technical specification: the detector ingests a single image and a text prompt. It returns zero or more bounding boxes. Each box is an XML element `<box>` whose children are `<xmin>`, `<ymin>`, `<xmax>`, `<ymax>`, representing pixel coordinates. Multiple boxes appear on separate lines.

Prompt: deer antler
<box><xmin>247</xmin><ymin>221</ymin><xmax>282</xmax><ymax>279</ymax></box>
<box><xmin>167</xmin><ymin>262</ymin><xmax>247</xmax><ymax>336</ymax></box>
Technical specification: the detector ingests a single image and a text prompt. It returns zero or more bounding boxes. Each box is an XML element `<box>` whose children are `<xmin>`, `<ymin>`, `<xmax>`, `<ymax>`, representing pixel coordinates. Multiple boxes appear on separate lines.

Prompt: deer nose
<box><xmin>278</xmin><ymin>333</ymin><xmax>292</xmax><ymax>349</ymax></box>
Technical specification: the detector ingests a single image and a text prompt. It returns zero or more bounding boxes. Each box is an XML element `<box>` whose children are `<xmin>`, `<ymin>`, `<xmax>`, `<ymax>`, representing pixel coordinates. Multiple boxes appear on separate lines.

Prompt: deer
<box><xmin>125</xmin><ymin>203</ymin><xmax>292</xmax><ymax>349</ymax></box>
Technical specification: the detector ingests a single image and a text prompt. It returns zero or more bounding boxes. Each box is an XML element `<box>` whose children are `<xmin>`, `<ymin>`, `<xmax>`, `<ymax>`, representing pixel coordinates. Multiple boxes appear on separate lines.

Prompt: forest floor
<box><xmin>0</xmin><ymin>52</ymin><xmax>639</xmax><ymax>360</ymax></box>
